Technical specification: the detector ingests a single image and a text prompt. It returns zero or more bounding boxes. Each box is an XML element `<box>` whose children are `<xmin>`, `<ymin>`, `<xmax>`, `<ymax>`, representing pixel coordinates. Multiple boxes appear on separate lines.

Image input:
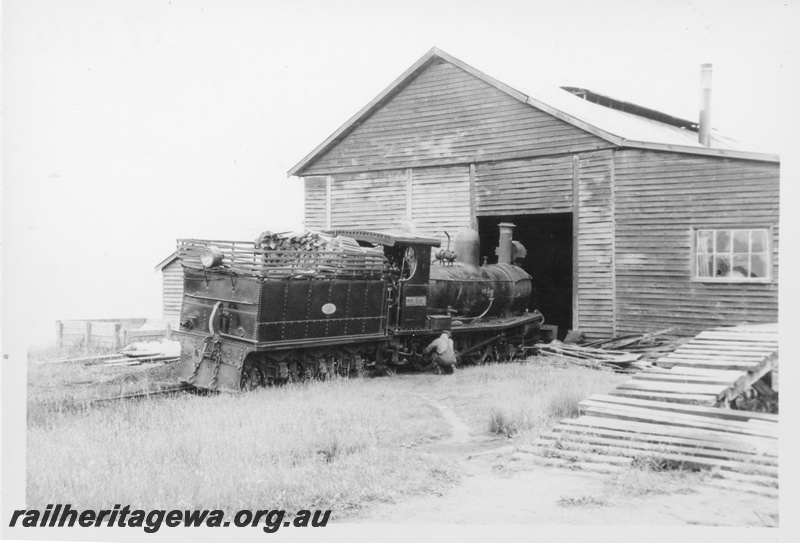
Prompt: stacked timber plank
<box><xmin>537</xmin><ymin>328</ymin><xmax>685</xmax><ymax>372</ymax></box>
<box><xmin>654</xmin><ymin>323</ymin><xmax>778</xmax><ymax>406</ymax></box>
<box><xmin>583</xmin><ymin>327</ymin><xmax>683</xmax><ymax>360</ymax></box>
<box><xmin>531</xmin><ymin>394</ymin><xmax>778</xmax><ymax>496</ymax></box>
<box><xmin>527</xmin><ymin>323</ymin><xmax>779</xmax><ymax>496</ymax></box>
<box><xmin>53</xmin><ymin>351</ymin><xmax>179</xmax><ymax>367</ymax></box>
<box><xmin>610</xmin><ymin>365</ymin><xmax>742</xmax><ymax>406</ymax></box>
<box><xmin>537</xmin><ymin>342</ymin><xmax>642</xmax><ymax>372</ymax></box>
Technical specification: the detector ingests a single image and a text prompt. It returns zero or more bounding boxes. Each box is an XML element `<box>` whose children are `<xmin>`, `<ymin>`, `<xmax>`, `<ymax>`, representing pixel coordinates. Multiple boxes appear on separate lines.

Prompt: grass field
<box><xmin>27</xmin><ymin>356</ymin><xmax>627</xmax><ymax>518</ymax></box>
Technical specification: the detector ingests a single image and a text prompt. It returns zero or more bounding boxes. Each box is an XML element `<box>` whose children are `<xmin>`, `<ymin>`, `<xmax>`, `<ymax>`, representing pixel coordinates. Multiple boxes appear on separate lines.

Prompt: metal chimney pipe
<box><xmin>496</xmin><ymin>223</ymin><xmax>516</xmax><ymax>265</ymax></box>
<box><xmin>699</xmin><ymin>63</ymin><xmax>712</xmax><ymax>146</ymax></box>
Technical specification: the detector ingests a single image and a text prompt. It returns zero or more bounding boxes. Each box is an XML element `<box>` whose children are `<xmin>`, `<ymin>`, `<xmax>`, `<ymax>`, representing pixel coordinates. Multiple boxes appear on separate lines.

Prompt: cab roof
<box><xmin>325</xmin><ymin>229</ymin><xmax>441</xmax><ymax>247</ymax></box>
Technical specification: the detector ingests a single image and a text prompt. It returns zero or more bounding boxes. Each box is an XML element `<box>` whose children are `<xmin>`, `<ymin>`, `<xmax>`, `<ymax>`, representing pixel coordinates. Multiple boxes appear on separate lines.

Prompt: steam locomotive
<box><xmin>174</xmin><ymin>224</ymin><xmax>543</xmax><ymax>391</ymax></box>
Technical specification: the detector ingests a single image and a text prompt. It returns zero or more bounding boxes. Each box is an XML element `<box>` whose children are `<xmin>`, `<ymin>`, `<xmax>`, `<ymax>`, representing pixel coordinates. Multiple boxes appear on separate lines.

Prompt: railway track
<box><xmin>79</xmin><ymin>383</ymin><xmax>192</xmax><ymax>407</ymax></box>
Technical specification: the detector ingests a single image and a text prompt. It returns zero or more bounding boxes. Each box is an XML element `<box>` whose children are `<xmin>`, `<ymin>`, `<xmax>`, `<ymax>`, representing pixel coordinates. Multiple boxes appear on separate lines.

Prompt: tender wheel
<box><xmin>317</xmin><ymin>360</ymin><xmax>330</xmax><ymax>380</ymax></box>
<box><xmin>287</xmin><ymin>361</ymin><xmax>303</xmax><ymax>383</ymax></box>
<box><xmin>241</xmin><ymin>365</ymin><xmax>265</xmax><ymax>391</ymax></box>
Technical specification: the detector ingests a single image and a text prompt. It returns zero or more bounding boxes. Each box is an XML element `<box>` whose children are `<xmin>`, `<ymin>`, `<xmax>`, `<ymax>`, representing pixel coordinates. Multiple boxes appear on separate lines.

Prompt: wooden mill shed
<box><xmin>289</xmin><ymin>48</ymin><xmax>780</xmax><ymax>340</ymax></box>
<box><xmin>154</xmin><ymin>252</ymin><xmax>183</xmax><ymax>322</ymax></box>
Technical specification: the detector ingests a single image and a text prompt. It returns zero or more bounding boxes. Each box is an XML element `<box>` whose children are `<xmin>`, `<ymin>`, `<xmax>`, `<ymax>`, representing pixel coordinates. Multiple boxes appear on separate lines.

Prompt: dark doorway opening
<box><xmin>478</xmin><ymin>213</ymin><xmax>573</xmax><ymax>339</ymax></box>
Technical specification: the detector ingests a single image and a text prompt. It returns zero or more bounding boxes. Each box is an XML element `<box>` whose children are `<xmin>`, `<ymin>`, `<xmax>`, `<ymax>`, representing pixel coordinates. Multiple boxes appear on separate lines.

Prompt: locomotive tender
<box><xmin>175</xmin><ymin>224</ymin><xmax>543</xmax><ymax>391</ymax></box>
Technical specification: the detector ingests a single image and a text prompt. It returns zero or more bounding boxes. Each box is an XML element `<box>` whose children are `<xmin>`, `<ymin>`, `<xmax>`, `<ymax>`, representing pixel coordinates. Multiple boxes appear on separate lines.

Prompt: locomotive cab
<box><xmin>324</xmin><ymin>230</ymin><xmax>441</xmax><ymax>331</ymax></box>
<box><xmin>385</xmin><ymin>243</ymin><xmax>432</xmax><ymax>330</ymax></box>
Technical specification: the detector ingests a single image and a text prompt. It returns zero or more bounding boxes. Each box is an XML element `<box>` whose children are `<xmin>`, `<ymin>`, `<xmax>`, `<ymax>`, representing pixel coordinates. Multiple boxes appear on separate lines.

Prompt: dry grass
<box><xmin>27</xmin><ymin>355</ymin><xmax>628</xmax><ymax>517</ymax></box>
<box><xmin>436</xmin><ymin>359</ymin><xmax>627</xmax><ymax>442</ymax></box>
<box><xmin>557</xmin><ymin>495</ymin><xmax>610</xmax><ymax>507</ymax></box>
<box><xmin>27</xmin><ymin>354</ymin><xmax>179</xmax><ymax>425</ymax></box>
<box><xmin>554</xmin><ymin>450</ymin><xmax>711</xmax><ymax>507</ymax></box>
<box><xmin>27</xmin><ymin>376</ymin><xmax>456</xmax><ymax>516</ymax></box>
<box><xmin>603</xmin><ymin>458</ymin><xmax>710</xmax><ymax>497</ymax></box>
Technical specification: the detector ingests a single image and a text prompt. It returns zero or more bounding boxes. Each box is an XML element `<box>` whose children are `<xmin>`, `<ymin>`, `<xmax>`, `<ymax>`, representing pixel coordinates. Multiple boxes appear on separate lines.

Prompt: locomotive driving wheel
<box><xmin>241</xmin><ymin>364</ymin><xmax>265</xmax><ymax>391</ymax></box>
<box><xmin>461</xmin><ymin>344</ymin><xmax>495</xmax><ymax>365</ymax></box>
<box><xmin>412</xmin><ymin>352</ymin><xmax>437</xmax><ymax>372</ymax></box>
<box><xmin>478</xmin><ymin>345</ymin><xmax>498</xmax><ymax>364</ymax></box>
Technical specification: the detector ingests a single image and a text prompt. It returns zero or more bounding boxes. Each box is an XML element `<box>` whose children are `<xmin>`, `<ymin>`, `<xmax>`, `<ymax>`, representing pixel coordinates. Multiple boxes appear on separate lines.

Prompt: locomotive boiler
<box><xmin>429</xmin><ymin>225</ymin><xmax>531</xmax><ymax>320</ymax></box>
<box><xmin>173</xmin><ymin>224</ymin><xmax>543</xmax><ymax>391</ymax></box>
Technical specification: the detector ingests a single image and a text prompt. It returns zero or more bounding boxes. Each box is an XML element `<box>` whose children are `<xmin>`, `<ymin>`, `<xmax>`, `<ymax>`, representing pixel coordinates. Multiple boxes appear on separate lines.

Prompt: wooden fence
<box><xmin>56</xmin><ymin>318</ymin><xmax>173</xmax><ymax>349</ymax></box>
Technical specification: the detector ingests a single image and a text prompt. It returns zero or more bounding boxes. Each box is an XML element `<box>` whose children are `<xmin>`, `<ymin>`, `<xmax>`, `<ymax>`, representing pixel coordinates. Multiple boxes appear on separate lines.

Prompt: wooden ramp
<box><xmin>528</xmin><ymin>324</ymin><xmax>779</xmax><ymax>496</ymax></box>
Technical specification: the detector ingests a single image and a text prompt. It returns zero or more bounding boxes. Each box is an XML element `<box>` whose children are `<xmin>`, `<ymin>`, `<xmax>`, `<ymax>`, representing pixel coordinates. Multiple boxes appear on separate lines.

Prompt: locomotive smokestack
<box><xmin>496</xmin><ymin>223</ymin><xmax>516</xmax><ymax>265</ymax></box>
<box><xmin>699</xmin><ymin>63</ymin><xmax>712</xmax><ymax>146</ymax></box>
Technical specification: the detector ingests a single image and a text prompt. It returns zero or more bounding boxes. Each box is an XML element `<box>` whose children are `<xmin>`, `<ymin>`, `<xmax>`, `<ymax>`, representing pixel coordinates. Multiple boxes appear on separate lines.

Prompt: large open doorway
<box><xmin>478</xmin><ymin>213</ymin><xmax>573</xmax><ymax>339</ymax></box>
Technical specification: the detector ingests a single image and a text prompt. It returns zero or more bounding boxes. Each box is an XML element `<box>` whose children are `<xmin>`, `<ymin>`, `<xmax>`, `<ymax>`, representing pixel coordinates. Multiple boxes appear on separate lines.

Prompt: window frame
<box><xmin>690</xmin><ymin>226</ymin><xmax>774</xmax><ymax>284</ymax></box>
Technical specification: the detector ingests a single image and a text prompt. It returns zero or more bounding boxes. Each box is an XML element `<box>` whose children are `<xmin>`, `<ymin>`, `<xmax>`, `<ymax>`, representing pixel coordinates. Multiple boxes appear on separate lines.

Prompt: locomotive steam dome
<box><xmin>428</xmin><ymin>227</ymin><xmax>532</xmax><ymax>319</ymax></box>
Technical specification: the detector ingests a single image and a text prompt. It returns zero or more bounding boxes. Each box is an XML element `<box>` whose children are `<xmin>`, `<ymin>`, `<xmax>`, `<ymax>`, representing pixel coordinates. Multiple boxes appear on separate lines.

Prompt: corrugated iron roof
<box><xmin>289</xmin><ymin>48</ymin><xmax>778</xmax><ymax>177</ymax></box>
<box><xmin>560</xmin><ymin>87</ymin><xmax>699</xmax><ymax>130</ymax></box>
<box><xmin>517</xmin><ymin>77</ymin><xmax>776</xmax><ymax>157</ymax></box>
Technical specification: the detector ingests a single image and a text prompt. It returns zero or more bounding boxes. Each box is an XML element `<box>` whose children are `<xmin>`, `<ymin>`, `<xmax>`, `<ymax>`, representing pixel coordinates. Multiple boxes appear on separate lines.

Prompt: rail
<box><xmin>80</xmin><ymin>384</ymin><xmax>192</xmax><ymax>407</ymax></box>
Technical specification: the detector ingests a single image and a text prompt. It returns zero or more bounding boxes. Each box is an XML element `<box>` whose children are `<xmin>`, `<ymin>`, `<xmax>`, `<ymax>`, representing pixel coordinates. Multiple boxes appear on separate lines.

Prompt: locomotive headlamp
<box><xmin>200</xmin><ymin>245</ymin><xmax>224</xmax><ymax>268</ymax></box>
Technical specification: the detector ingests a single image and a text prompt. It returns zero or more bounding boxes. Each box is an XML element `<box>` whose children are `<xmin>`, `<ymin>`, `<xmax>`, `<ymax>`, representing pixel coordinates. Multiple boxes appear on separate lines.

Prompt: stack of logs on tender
<box><xmin>253</xmin><ymin>230</ymin><xmax>385</xmax><ymax>278</ymax></box>
<box><xmin>255</xmin><ymin>230</ymin><xmax>380</xmax><ymax>255</ymax></box>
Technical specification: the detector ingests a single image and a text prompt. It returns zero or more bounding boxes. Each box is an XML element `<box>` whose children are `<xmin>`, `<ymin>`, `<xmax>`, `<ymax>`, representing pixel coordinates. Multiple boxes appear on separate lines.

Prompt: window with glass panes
<box><xmin>695</xmin><ymin>228</ymin><xmax>770</xmax><ymax>280</ymax></box>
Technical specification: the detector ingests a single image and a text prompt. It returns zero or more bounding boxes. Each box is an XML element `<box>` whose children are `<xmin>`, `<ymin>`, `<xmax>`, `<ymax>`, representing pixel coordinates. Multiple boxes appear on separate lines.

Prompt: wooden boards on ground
<box><xmin>526</xmin><ymin>323</ymin><xmax>779</xmax><ymax>496</ymax></box>
<box><xmin>612</xmin><ymin>324</ymin><xmax>779</xmax><ymax>406</ymax></box>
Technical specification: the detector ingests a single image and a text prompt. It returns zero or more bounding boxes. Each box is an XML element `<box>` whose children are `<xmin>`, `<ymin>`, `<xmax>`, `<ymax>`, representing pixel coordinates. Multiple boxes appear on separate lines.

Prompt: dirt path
<box><xmin>430</xmin><ymin>403</ymin><xmax>471</xmax><ymax>445</ymax></box>
<box><xmin>349</xmin><ymin>398</ymin><xmax>778</xmax><ymax>526</ymax></box>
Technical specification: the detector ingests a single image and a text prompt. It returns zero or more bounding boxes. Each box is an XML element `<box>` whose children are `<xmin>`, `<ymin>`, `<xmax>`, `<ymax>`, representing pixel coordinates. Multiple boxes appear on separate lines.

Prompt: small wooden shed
<box><xmin>289</xmin><ymin>48</ymin><xmax>779</xmax><ymax>340</ymax></box>
<box><xmin>155</xmin><ymin>252</ymin><xmax>183</xmax><ymax>322</ymax></box>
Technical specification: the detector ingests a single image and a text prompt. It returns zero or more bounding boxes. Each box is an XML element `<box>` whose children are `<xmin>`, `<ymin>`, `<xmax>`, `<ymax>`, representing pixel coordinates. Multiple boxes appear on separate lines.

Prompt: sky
<box><xmin>2</xmin><ymin>0</ymin><xmax>799</xmax><ymax>348</ymax></box>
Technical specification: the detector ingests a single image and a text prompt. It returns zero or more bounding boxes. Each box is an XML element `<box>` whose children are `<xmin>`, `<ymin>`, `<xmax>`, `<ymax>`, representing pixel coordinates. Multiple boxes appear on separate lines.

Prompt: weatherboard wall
<box><xmin>576</xmin><ymin>150</ymin><xmax>615</xmax><ymax>339</ymax></box>
<box><xmin>304</xmin><ymin>166</ymin><xmax>472</xmax><ymax>247</ymax></box>
<box><xmin>162</xmin><ymin>259</ymin><xmax>184</xmax><ymax>322</ymax></box>
<box><xmin>303</xmin><ymin>176</ymin><xmax>328</xmax><ymax>229</ymax></box>
<box><xmin>300</xmin><ymin>60</ymin><xmax>609</xmax><ymax>176</ymax></box>
<box><xmin>613</xmin><ymin>149</ymin><xmax>779</xmax><ymax>336</ymax></box>
<box><xmin>329</xmin><ymin>170</ymin><xmax>408</xmax><ymax>231</ymax></box>
<box><xmin>473</xmin><ymin>155</ymin><xmax>574</xmax><ymax>215</ymax></box>
<box><xmin>410</xmin><ymin>166</ymin><xmax>472</xmax><ymax>240</ymax></box>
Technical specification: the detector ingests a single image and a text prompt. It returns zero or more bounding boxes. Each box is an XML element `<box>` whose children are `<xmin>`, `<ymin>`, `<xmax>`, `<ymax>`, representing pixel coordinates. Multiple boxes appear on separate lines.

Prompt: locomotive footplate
<box><xmin>251</xmin><ymin>332</ymin><xmax>389</xmax><ymax>350</ymax></box>
<box><xmin>391</xmin><ymin>311</ymin><xmax>543</xmax><ymax>336</ymax></box>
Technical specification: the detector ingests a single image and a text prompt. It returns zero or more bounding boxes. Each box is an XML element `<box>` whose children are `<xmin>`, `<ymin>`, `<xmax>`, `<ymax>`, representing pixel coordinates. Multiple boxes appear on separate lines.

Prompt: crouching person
<box><xmin>424</xmin><ymin>331</ymin><xmax>457</xmax><ymax>374</ymax></box>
